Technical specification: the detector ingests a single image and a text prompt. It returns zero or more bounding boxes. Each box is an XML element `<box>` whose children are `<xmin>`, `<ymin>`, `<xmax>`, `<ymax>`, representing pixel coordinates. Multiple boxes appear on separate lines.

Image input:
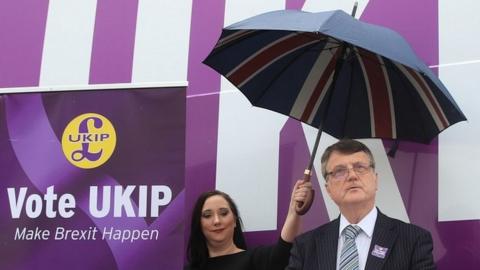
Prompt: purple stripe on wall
<box><xmin>362</xmin><ymin>0</ymin><xmax>438</xmax><ymax>67</ymax></box>
<box><xmin>0</xmin><ymin>0</ymin><xmax>49</xmax><ymax>88</ymax></box>
<box><xmin>89</xmin><ymin>0</ymin><xmax>139</xmax><ymax>84</ymax></box>
<box><xmin>186</xmin><ymin>1</ymin><xmax>225</xmax><ymax>96</ymax></box>
<box><xmin>285</xmin><ymin>0</ymin><xmax>305</xmax><ymax>10</ymax></box>
<box><xmin>436</xmin><ymin>220</ymin><xmax>480</xmax><ymax>268</ymax></box>
<box><xmin>185</xmin><ymin>0</ymin><xmax>226</xmax><ymax>244</ymax></box>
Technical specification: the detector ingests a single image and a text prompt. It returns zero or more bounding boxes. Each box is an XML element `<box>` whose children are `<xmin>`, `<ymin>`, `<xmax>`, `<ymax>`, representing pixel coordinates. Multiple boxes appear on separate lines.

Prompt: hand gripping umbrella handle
<box><xmin>295</xmin><ymin>169</ymin><xmax>315</xmax><ymax>215</ymax></box>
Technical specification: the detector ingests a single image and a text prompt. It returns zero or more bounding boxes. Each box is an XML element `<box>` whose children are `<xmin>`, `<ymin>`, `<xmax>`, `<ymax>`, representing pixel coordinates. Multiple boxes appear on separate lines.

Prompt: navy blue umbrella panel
<box><xmin>204</xmin><ymin>9</ymin><xmax>466</xmax><ymax>144</ymax></box>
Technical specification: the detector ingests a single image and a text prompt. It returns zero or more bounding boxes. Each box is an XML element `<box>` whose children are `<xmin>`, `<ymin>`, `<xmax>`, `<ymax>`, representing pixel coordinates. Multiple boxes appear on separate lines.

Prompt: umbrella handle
<box><xmin>295</xmin><ymin>169</ymin><xmax>315</xmax><ymax>215</ymax></box>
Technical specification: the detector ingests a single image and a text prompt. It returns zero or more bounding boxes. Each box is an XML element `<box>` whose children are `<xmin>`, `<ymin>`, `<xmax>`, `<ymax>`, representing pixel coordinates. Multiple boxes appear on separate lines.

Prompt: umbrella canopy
<box><xmin>204</xmin><ymin>8</ymin><xmax>467</xmax><ymax>214</ymax></box>
<box><xmin>204</xmin><ymin>9</ymin><xmax>466</xmax><ymax>144</ymax></box>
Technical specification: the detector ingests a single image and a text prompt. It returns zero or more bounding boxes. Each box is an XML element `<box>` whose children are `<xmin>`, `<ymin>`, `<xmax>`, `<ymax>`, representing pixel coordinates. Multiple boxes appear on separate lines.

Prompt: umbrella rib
<box><xmin>205</xmin><ymin>29</ymin><xmax>269</xmax><ymax>58</ymax></box>
<box><xmin>350</xmin><ymin>49</ymin><xmax>432</xmax><ymax>142</ymax></box>
<box><xmin>354</xmin><ymin>49</ymin><xmax>387</xmax><ymax>67</ymax></box>
<box><xmin>354</xmin><ymin>48</ymin><xmax>415</xmax><ymax>74</ymax></box>
<box><xmin>252</xmin><ymin>39</ymin><xmax>335</xmax><ymax>105</ymax></box>
<box><xmin>392</xmin><ymin>60</ymin><xmax>430</xmax><ymax>142</ymax></box>
<box><xmin>342</xmin><ymin>46</ymin><xmax>356</xmax><ymax>138</ymax></box>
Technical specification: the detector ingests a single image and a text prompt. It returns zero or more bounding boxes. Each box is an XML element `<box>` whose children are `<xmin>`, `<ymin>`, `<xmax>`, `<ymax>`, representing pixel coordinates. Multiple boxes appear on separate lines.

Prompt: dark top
<box><xmin>185</xmin><ymin>238</ymin><xmax>292</xmax><ymax>270</ymax></box>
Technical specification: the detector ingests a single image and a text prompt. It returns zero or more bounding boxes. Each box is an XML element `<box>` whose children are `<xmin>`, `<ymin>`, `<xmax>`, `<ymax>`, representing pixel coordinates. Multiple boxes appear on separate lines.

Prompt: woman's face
<box><xmin>200</xmin><ymin>195</ymin><xmax>237</xmax><ymax>247</ymax></box>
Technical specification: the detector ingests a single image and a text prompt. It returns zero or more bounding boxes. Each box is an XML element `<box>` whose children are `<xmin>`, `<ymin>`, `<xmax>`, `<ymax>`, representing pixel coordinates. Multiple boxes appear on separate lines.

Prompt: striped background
<box><xmin>0</xmin><ymin>0</ymin><xmax>479</xmax><ymax>269</ymax></box>
<box><xmin>0</xmin><ymin>0</ymin><xmax>191</xmax><ymax>88</ymax></box>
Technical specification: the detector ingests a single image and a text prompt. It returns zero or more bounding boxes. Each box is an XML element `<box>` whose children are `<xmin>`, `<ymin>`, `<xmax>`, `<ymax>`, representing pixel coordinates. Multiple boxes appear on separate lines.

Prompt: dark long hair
<box><xmin>186</xmin><ymin>190</ymin><xmax>247</xmax><ymax>270</ymax></box>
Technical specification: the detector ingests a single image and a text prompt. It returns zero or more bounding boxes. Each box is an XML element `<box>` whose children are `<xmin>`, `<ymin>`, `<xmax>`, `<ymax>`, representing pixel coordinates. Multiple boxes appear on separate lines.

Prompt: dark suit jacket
<box><xmin>287</xmin><ymin>210</ymin><xmax>436</xmax><ymax>270</ymax></box>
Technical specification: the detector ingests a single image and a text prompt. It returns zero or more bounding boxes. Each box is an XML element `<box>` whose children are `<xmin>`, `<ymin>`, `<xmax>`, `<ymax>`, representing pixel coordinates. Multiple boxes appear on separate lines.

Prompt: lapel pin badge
<box><xmin>371</xmin><ymin>244</ymin><xmax>388</xmax><ymax>259</ymax></box>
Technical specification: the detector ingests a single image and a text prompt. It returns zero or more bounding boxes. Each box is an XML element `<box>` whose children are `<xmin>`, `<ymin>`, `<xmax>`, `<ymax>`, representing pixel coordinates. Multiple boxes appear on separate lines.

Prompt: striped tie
<box><xmin>339</xmin><ymin>225</ymin><xmax>362</xmax><ymax>270</ymax></box>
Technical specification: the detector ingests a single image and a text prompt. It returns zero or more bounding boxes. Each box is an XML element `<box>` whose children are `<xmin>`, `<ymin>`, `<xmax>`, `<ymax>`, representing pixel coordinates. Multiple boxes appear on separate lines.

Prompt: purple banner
<box><xmin>0</xmin><ymin>87</ymin><xmax>186</xmax><ymax>270</ymax></box>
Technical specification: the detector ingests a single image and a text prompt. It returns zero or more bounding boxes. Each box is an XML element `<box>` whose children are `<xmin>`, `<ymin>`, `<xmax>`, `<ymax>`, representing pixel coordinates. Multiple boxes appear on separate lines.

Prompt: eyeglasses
<box><xmin>326</xmin><ymin>162</ymin><xmax>373</xmax><ymax>182</ymax></box>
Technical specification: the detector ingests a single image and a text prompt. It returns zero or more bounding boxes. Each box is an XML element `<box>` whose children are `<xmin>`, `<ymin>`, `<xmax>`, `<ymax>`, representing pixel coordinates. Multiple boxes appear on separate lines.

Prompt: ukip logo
<box><xmin>62</xmin><ymin>113</ymin><xmax>117</xmax><ymax>169</ymax></box>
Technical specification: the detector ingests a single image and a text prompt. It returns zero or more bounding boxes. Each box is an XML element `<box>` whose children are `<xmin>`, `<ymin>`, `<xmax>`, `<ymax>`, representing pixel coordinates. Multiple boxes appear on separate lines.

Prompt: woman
<box><xmin>185</xmin><ymin>180</ymin><xmax>312</xmax><ymax>270</ymax></box>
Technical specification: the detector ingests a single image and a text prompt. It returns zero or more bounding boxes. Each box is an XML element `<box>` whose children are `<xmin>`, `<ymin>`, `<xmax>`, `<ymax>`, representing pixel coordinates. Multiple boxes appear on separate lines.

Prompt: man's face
<box><xmin>324</xmin><ymin>151</ymin><xmax>378</xmax><ymax>209</ymax></box>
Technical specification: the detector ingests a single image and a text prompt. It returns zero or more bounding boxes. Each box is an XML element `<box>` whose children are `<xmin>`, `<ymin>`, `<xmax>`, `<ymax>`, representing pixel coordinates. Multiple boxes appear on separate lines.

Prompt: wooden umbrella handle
<box><xmin>295</xmin><ymin>169</ymin><xmax>315</xmax><ymax>215</ymax></box>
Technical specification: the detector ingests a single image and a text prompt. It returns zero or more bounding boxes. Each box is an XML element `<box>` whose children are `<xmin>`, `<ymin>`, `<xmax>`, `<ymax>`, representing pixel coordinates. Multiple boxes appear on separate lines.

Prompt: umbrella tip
<box><xmin>351</xmin><ymin>1</ymin><xmax>358</xmax><ymax>18</ymax></box>
<box><xmin>387</xmin><ymin>140</ymin><xmax>399</xmax><ymax>158</ymax></box>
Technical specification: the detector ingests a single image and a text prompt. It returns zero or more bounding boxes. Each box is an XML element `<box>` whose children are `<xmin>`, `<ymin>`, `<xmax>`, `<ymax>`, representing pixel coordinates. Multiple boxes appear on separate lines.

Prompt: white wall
<box><xmin>438</xmin><ymin>0</ymin><xmax>480</xmax><ymax>221</ymax></box>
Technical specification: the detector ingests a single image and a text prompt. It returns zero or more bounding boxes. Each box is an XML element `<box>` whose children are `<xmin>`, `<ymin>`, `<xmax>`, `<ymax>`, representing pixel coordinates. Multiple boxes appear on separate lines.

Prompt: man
<box><xmin>287</xmin><ymin>139</ymin><xmax>435</xmax><ymax>270</ymax></box>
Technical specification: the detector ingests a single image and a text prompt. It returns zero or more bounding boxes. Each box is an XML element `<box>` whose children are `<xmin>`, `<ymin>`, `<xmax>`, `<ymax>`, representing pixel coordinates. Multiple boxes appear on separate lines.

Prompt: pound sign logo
<box><xmin>62</xmin><ymin>113</ymin><xmax>117</xmax><ymax>169</ymax></box>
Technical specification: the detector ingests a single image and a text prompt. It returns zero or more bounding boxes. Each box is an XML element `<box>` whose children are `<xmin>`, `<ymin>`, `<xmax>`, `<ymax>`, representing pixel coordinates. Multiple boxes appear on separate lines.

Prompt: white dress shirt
<box><xmin>336</xmin><ymin>207</ymin><xmax>378</xmax><ymax>270</ymax></box>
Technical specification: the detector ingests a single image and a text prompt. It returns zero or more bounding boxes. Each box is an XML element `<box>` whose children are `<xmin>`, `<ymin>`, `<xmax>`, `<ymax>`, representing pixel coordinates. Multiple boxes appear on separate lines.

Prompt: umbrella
<box><xmin>203</xmin><ymin>7</ymin><xmax>467</xmax><ymax>214</ymax></box>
